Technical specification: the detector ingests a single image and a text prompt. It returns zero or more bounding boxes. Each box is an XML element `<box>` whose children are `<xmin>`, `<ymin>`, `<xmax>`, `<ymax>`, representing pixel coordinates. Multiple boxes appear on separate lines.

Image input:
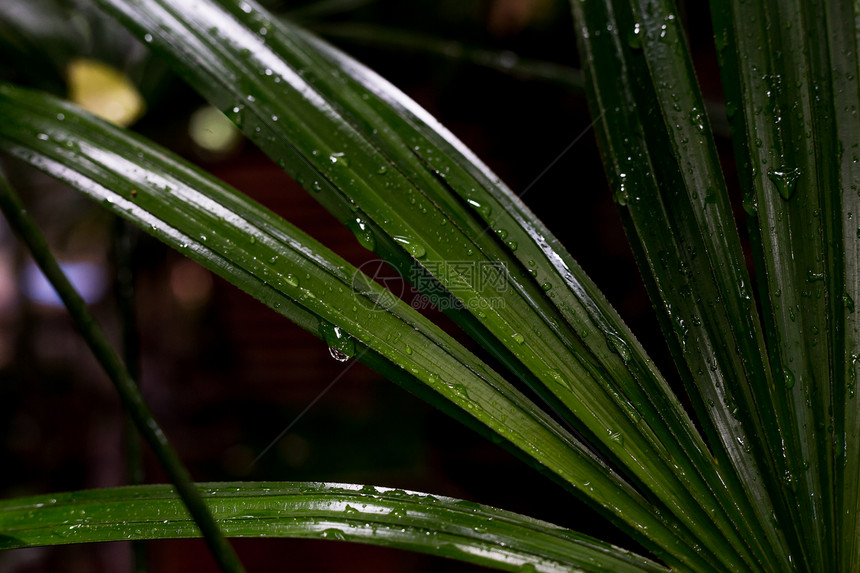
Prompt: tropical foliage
<box><xmin>0</xmin><ymin>0</ymin><xmax>857</xmax><ymax>571</ymax></box>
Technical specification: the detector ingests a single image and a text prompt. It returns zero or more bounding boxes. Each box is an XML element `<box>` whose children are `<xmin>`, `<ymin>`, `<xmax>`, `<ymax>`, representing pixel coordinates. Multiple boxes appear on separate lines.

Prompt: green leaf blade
<box><xmin>0</xmin><ymin>483</ymin><xmax>669</xmax><ymax>573</ymax></box>
<box><xmin>84</xmin><ymin>0</ymin><xmax>760</xmax><ymax>567</ymax></box>
<box><xmin>796</xmin><ymin>4</ymin><xmax>860</xmax><ymax>570</ymax></box>
<box><xmin>571</xmin><ymin>0</ymin><xmax>797</xmax><ymax>571</ymax></box>
<box><xmin>827</xmin><ymin>5</ymin><xmax>860</xmax><ymax>570</ymax></box>
<box><xmin>710</xmin><ymin>0</ymin><xmax>860</xmax><ymax>569</ymax></box>
<box><xmin>0</xmin><ymin>84</ymin><xmax>712</xmax><ymax>571</ymax></box>
<box><xmin>302</xmin><ymin>26</ymin><xmax>777</xmax><ymax>572</ymax></box>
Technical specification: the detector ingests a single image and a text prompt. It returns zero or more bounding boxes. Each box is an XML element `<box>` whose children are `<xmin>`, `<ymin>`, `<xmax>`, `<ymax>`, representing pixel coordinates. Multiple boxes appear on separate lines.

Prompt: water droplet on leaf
<box><xmin>321</xmin><ymin>528</ymin><xmax>346</xmax><ymax>540</ymax></box>
<box><xmin>627</xmin><ymin>23</ymin><xmax>643</xmax><ymax>49</ymax></box>
<box><xmin>742</xmin><ymin>195</ymin><xmax>757</xmax><ymax>217</ymax></box>
<box><xmin>329</xmin><ymin>151</ymin><xmax>349</xmax><ymax>166</ymax></box>
<box><xmin>348</xmin><ymin>217</ymin><xmax>376</xmax><ymax>251</ymax></box>
<box><xmin>604</xmin><ymin>330</ymin><xmax>632</xmax><ymax>363</ymax></box>
<box><xmin>768</xmin><ymin>168</ymin><xmax>801</xmax><ymax>200</ymax></box>
<box><xmin>319</xmin><ymin>321</ymin><xmax>355</xmax><ymax>362</ymax></box>
<box><xmin>807</xmin><ymin>269</ymin><xmax>824</xmax><ymax>282</ymax></box>
<box><xmin>393</xmin><ymin>236</ymin><xmax>426</xmax><ymax>258</ymax></box>
<box><xmin>784</xmin><ymin>367</ymin><xmax>796</xmax><ymax>389</ymax></box>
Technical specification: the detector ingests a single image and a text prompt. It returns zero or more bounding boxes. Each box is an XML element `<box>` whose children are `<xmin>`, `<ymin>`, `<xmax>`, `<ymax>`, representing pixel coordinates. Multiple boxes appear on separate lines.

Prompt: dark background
<box><xmin>0</xmin><ymin>0</ymin><xmax>730</xmax><ymax>570</ymax></box>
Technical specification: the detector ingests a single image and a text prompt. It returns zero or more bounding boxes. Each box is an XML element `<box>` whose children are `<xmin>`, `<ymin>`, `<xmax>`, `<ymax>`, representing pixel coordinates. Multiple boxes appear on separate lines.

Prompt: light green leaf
<box><xmin>0</xmin><ymin>482</ymin><xmax>669</xmax><ymax>573</ymax></box>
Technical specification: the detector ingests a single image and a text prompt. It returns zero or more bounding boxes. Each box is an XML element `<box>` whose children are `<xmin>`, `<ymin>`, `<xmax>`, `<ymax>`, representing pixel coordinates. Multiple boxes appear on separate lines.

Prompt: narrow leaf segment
<box><xmin>0</xmin><ymin>482</ymin><xmax>668</xmax><ymax>573</ymax></box>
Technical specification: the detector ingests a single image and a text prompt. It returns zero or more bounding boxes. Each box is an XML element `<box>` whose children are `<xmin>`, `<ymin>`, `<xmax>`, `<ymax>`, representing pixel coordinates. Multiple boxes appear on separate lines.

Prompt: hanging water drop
<box><xmin>320</xmin><ymin>321</ymin><xmax>355</xmax><ymax>362</ymax></box>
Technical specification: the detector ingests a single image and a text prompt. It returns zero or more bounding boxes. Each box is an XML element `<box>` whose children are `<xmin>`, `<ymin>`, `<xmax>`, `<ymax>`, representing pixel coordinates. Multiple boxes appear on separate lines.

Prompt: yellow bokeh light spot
<box><xmin>67</xmin><ymin>58</ymin><xmax>146</xmax><ymax>127</ymax></box>
<box><xmin>189</xmin><ymin>105</ymin><xmax>243</xmax><ymax>154</ymax></box>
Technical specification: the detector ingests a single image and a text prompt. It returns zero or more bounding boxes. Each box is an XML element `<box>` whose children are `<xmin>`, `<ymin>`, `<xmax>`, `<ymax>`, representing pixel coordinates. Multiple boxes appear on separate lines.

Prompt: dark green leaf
<box><xmin>307</xmin><ymin>22</ymin><xmax>585</xmax><ymax>90</ymax></box>
<box><xmin>0</xmin><ymin>84</ymin><xmax>706</xmax><ymax>570</ymax></box>
<box><xmin>571</xmin><ymin>0</ymin><xmax>799</xmax><ymax>571</ymax></box>
<box><xmin>712</xmin><ymin>0</ymin><xmax>860</xmax><ymax>570</ymax></box>
<box><xmin>83</xmin><ymin>1</ymin><xmax>769</xmax><ymax>567</ymax></box>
